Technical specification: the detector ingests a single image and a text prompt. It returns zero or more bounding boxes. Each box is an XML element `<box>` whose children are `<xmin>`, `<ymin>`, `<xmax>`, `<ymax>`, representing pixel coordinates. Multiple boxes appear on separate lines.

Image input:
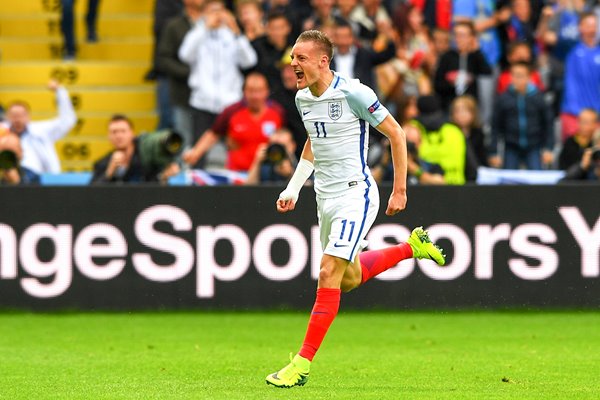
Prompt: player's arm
<box><xmin>375</xmin><ymin>115</ymin><xmax>408</xmax><ymax>216</ymax></box>
<box><xmin>276</xmin><ymin>137</ymin><xmax>314</xmax><ymax>213</ymax></box>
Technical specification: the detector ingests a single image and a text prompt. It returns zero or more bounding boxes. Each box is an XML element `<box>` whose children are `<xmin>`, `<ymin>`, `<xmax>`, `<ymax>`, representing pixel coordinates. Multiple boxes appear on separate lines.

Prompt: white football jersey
<box><xmin>295</xmin><ymin>72</ymin><xmax>389</xmax><ymax>198</ymax></box>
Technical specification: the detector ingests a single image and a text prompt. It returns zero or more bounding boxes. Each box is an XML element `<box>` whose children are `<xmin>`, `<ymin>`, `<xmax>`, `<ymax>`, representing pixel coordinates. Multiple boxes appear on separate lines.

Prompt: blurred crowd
<box><xmin>1</xmin><ymin>0</ymin><xmax>600</xmax><ymax>186</ymax></box>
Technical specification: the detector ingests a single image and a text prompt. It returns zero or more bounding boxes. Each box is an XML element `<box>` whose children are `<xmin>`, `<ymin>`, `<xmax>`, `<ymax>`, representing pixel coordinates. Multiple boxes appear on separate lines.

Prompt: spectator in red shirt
<box><xmin>496</xmin><ymin>41</ymin><xmax>545</xmax><ymax>94</ymax></box>
<box><xmin>183</xmin><ymin>72</ymin><xmax>286</xmax><ymax>172</ymax></box>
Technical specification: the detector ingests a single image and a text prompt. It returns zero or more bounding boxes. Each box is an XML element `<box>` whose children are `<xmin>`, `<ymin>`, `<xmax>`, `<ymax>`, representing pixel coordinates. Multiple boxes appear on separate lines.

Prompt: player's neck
<box><xmin>309</xmin><ymin>70</ymin><xmax>335</xmax><ymax>97</ymax></box>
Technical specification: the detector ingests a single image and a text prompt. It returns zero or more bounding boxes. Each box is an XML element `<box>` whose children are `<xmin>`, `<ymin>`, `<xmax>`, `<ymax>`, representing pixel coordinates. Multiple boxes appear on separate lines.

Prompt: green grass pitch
<box><xmin>0</xmin><ymin>311</ymin><xmax>598</xmax><ymax>399</ymax></box>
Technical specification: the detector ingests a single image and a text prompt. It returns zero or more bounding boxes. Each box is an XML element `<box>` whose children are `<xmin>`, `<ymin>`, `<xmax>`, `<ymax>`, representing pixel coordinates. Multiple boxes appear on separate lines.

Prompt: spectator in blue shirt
<box><xmin>560</xmin><ymin>12</ymin><xmax>600</xmax><ymax>141</ymax></box>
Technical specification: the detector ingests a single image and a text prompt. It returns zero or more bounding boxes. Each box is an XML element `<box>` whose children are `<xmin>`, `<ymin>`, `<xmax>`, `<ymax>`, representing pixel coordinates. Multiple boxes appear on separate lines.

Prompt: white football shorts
<box><xmin>316</xmin><ymin>178</ymin><xmax>380</xmax><ymax>262</ymax></box>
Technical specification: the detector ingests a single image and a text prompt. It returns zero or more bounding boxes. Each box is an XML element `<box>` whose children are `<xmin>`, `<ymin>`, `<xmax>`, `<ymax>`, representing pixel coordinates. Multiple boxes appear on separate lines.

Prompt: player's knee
<box><xmin>318</xmin><ymin>266</ymin><xmax>336</xmax><ymax>286</ymax></box>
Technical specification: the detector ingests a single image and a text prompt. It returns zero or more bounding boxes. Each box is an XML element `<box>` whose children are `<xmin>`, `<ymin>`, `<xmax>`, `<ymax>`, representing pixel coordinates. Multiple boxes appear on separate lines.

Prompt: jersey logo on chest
<box><xmin>328</xmin><ymin>101</ymin><xmax>343</xmax><ymax>120</ymax></box>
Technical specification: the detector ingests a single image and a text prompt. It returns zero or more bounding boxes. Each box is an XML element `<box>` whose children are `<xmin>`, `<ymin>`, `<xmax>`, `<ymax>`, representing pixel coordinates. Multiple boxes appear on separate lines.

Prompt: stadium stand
<box><xmin>0</xmin><ymin>0</ymin><xmax>157</xmax><ymax>172</ymax></box>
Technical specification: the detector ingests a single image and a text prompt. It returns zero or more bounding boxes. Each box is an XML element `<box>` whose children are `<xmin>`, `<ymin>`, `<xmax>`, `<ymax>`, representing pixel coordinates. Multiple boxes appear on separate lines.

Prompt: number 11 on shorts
<box><xmin>340</xmin><ymin>219</ymin><xmax>355</xmax><ymax>242</ymax></box>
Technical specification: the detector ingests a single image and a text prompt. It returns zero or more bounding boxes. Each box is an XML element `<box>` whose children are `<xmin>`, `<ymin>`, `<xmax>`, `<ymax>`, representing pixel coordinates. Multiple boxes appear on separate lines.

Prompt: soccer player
<box><xmin>265</xmin><ymin>30</ymin><xmax>446</xmax><ymax>388</ymax></box>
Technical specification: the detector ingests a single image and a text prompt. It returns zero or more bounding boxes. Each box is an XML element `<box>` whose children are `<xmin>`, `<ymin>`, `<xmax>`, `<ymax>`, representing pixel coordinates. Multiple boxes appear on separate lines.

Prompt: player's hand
<box><xmin>386</xmin><ymin>192</ymin><xmax>407</xmax><ymax>216</ymax></box>
<box><xmin>277</xmin><ymin>188</ymin><xmax>298</xmax><ymax>213</ymax></box>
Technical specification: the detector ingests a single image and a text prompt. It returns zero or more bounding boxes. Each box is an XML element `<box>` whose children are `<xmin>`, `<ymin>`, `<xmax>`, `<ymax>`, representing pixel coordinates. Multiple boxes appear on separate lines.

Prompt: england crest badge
<box><xmin>328</xmin><ymin>101</ymin><xmax>342</xmax><ymax>120</ymax></box>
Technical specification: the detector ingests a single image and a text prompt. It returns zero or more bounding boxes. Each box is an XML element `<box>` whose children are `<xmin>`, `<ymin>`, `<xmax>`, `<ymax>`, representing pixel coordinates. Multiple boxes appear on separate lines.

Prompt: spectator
<box><xmin>179</xmin><ymin>0</ymin><xmax>258</xmax><ymax>166</ymax></box>
<box><xmin>434</xmin><ymin>21</ymin><xmax>492</xmax><ymax>111</ymax></box>
<box><xmin>536</xmin><ymin>0</ymin><xmax>586</xmax><ymax>116</ymax></box>
<box><xmin>0</xmin><ymin>128</ymin><xmax>39</xmax><ymax>185</ymax></box>
<box><xmin>453</xmin><ymin>0</ymin><xmax>509</xmax><ymax>68</ymax></box>
<box><xmin>246</xmin><ymin>128</ymin><xmax>297</xmax><ymax>184</ymax></box>
<box><xmin>330</xmin><ymin>19</ymin><xmax>395</xmax><ymax>91</ymax></box>
<box><xmin>559</xmin><ymin>108</ymin><xmax>599</xmax><ymax>170</ymax></box>
<box><xmin>414</xmin><ymin>0</ymin><xmax>452</xmax><ymax>31</ymax></box>
<box><xmin>91</xmin><ymin>115</ymin><xmax>180</xmax><ymax>184</ymax></box>
<box><xmin>148</xmin><ymin>0</ymin><xmax>184</xmax><ymax>132</ymax></box>
<box><xmin>431</xmin><ymin>27</ymin><xmax>451</xmax><ymax>58</ymax></box>
<box><xmin>1</xmin><ymin>80</ymin><xmax>76</xmax><ymax>175</ymax></box>
<box><xmin>156</xmin><ymin>0</ymin><xmax>204</xmax><ymax>150</ymax></box>
<box><xmin>372</xmin><ymin>122</ymin><xmax>445</xmax><ymax>185</ymax></box>
<box><xmin>333</xmin><ymin>0</ymin><xmax>359</xmax><ymax>32</ymax></box>
<box><xmin>182</xmin><ymin>72</ymin><xmax>286</xmax><ymax>172</ymax></box>
<box><xmin>560</xmin><ymin>12</ymin><xmax>600</xmax><ymax>141</ymax></box>
<box><xmin>490</xmin><ymin>62</ymin><xmax>554</xmax><ymax>170</ymax></box>
<box><xmin>450</xmin><ymin>95</ymin><xmax>488</xmax><ymax>169</ymax></box>
<box><xmin>270</xmin><ymin>48</ymin><xmax>306</xmax><ymax>160</ymax></box>
<box><xmin>264</xmin><ymin>0</ymin><xmax>311</xmax><ymax>39</ymax></box>
<box><xmin>236</xmin><ymin>0</ymin><xmax>265</xmax><ymax>41</ymax></box>
<box><xmin>348</xmin><ymin>0</ymin><xmax>392</xmax><ymax>47</ymax></box>
<box><xmin>302</xmin><ymin>0</ymin><xmax>337</xmax><ymax>32</ymax></box>
<box><xmin>496</xmin><ymin>41</ymin><xmax>544</xmax><ymax>94</ymax></box>
<box><xmin>251</xmin><ymin>11</ymin><xmax>293</xmax><ymax>96</ymax></box>
<box><xmin>147</xmin><ymin>0</ymin><xmax>184</xmax><ymax>81</ymax></box>
<box><xmin>60</xmin><ymin>0</ymin><xmax>101</xmax><ymax>59</ymax></box>
<box><xmin>560</xmin><ymin>135</ymin><xmax>600</xmax><ymax>181</ymax></box>
<box><xmin>384</xmin><ymin>4</ymin><xmax>435</xmax><ymax>98</ymax></box>
<box><xmin>412</xmin><ymin>94</ymin><xmax>467</xmax><ymax>184</ymax></box>
<box><xmin>497</xmin><ymin>0</ymin><xmax>538</xmax><ymax>67</ymax></box>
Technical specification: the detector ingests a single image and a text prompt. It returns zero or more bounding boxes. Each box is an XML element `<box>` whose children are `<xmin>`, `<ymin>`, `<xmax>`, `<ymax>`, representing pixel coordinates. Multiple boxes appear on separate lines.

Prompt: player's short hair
<box><xmin>109</xmin><ymin>114</ymin><xmax>134</xmax><ymax>130</ymax></box>
<box><xmin>7</xmin><ymin>100</ymin><xmax>31</xmax><ymax>113</ymax></box>
<box><xmin>296</xmin><ymin>30</ymin><xmax>334</xmax><ymax>64</ymax></box>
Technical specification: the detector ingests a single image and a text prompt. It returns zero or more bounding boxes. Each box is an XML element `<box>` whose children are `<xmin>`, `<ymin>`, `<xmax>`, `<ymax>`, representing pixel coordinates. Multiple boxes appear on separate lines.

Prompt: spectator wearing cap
<box><xmin>411</xmin><ymin>95</ymin><xmax>467</xmax><ymax>184</ymax></box>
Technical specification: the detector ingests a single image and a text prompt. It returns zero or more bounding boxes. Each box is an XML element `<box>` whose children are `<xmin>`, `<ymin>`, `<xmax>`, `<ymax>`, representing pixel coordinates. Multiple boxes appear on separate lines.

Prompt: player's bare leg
<box><xmin>340</xmin><ymin>258</ymin><xmax>362</xmax><ymax>292</ymax></box>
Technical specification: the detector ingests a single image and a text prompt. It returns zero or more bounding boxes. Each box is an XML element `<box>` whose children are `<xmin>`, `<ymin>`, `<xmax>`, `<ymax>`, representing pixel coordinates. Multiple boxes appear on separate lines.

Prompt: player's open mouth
<box><xmin>295</xmin><ymin>70</ymin><xmax>305</xmax><ymax>80</ymax></box>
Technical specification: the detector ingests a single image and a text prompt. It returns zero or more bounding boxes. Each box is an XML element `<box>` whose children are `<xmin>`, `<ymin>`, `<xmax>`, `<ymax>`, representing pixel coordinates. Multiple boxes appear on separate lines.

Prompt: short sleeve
<box><xmin>342</xmin><ymin>82</ymin><xmax>390</xmax><ymax>128</ymax></box>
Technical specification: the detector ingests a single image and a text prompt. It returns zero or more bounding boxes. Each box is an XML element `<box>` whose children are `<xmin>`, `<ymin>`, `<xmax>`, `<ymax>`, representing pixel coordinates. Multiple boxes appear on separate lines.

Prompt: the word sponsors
<box><xmin>0</xmin><ymin>204</ymin><xmax>598</xmax><ymax>299</ymax></box>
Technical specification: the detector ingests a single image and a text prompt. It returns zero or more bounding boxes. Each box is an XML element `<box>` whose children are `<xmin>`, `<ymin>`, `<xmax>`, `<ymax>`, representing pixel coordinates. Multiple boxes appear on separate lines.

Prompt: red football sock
<box><xmin>298</xmin><ymin>288</ymin><xmax>341</xmax><ymax>361</ymax></box>
<box><xmin>359</xmin><ymin>243</ymin><xmax>413</xmax><ymax>284</ymax></box>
